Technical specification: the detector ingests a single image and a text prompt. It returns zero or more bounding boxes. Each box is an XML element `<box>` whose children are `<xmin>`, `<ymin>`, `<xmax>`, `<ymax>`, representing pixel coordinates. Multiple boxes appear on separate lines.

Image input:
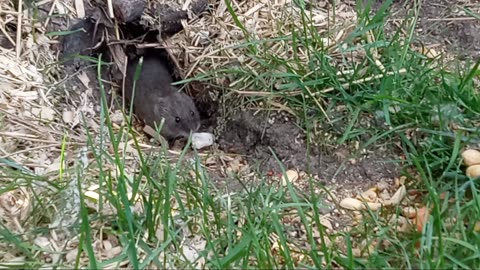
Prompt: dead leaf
<box><xmin>103</xmin><ymin>240</ymin><xmax>112</xmax><ymax>251</ymax></box>
<box><xmin>357</xmin><ymin>189</ymin><xmax>377</xmax><ymax>202</ymax></box>
<box><xmin>387</xmin><ymin>185</ymin><xmax>406</xmax><ymax>205</ymax></box>
<box><xmin>34</xmin><ymin>236</ymin><xmax>50</xmax><ymax>248</ymax></box>
<box><xmin>319</xmin><ymin>216</ymin><xmax>333</xmax><ymax>231</ymax></box>
<box><xmin>65</xmin><ymin>248</ymin><xmax>79</xmax><ymax>262</ymax></box>
<box><xmin>413</xmin><ymin>206</ymin><xmax>430</xmax><ymax>233</ymax></box>
<box><xmin>77</xmin><ymin>72</ymin><xmax>91</xmax><ymax>89</ymax></box>
<box><xmin>340</xmin><ymin>198</ymin><xmax>363</xmax><ymax>210</ymax></box>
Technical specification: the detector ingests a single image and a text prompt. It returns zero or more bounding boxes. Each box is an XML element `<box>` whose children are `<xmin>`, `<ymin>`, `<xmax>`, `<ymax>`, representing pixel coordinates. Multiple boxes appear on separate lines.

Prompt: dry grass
<box><xmin>170</xmin><ymin>1</ymin><xmax>363</xmax><ymax>83</ymax></box>
<box><xmin>0</xmin><ymin>0</ymin><xmax>367</xmax><ymax>192</ymax></box>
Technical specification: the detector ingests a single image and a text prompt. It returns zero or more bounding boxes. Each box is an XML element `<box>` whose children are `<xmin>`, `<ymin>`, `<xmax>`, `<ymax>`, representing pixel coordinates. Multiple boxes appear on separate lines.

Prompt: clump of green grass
<box><xmin>194</xmin><ymin>0</ymin><xmax>480</xmax><ymax>268</ymax></box>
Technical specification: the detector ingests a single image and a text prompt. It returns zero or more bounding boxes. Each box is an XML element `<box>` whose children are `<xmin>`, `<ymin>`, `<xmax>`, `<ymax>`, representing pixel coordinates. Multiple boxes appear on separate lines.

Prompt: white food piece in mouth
<box><xmin>191</xmin><ymin>132</ymin><xmax>214</xmax><ymax>149</ymax></box>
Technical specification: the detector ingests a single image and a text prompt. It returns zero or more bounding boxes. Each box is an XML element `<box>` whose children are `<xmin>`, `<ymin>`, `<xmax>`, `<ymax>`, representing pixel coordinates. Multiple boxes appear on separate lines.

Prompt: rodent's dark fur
<box><xmin>124</xmin><ymin>53</ymin><xmax>200</xmax><ymax>140</ymax></box>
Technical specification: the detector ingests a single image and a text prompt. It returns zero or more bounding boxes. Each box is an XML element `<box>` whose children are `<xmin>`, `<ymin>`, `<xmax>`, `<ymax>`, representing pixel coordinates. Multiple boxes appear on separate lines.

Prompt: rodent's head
<box><xmin>153</xmin><ymin>90</ymin><xmax>201</xmax><ymax>140</ymax></box>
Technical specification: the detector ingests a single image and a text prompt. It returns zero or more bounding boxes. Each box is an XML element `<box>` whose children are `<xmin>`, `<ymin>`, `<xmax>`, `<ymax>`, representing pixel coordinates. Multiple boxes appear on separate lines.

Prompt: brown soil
<box><xmin>216</xmin><ymin>110</ymin><xmax>401</xmax><ymax>194</ymax></box>
<box><xmin>376</xmin><ymin>0</ymin><xmax>480</xmax><ymax>60</ymax></box>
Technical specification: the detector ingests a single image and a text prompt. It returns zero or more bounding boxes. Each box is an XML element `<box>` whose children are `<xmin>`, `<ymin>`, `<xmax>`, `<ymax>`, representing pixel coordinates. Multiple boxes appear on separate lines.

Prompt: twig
<box><xmin>234</xmin><ymin>68</ymin><xmax>408</xmax><ymax>97</ymax></box>
<box><xmin>293</xmin><ymin>68</ymin><xmax>408</xmax><ymax>96</ymax></box>
<box><xmin>0</xmin><ymin>74</ymin><xmax>43</xmax><ymax>86</ymax></box>
<box><xmin>107</xmin><ymin>0</ymin><xmax>114</xmax><ymax>18</ymax></box>
<box><xmin>0</xmin><ymin>144</ymin><xmax>61</xmax><ymax>159</ymax></box>
<box><xmin>122</xmin><ymin>54</ymin><xmax>127</xmax><ymax>110</ymax></box>
<box><xmin>389</xmin><ymin>16</ymin><xmax>478</xmax><ymax>23</ymax></box>
<box><xmin>74</xmin><ymin>0</ymin><xmax>85</xmax><ymax>18</ymax></box>
<box><xmin>15</xmin><ymin>0</ymin><xmax>23</xmax><ymax>58</ymax></box>
<box><xmin>426</xmin><ymin>17</ymin><xmax>478</xmax><ymax>22</ymax></box>
<box><xmin>43</xmin><ymin>0</ymin><xmax>58</xmax><ymax>29</ymax></box>
<box><xmin>0</xmin><ymin>10</ymin><xmax>20</xmax><ymax>15</ymax></box>
<box><xmin>182</xmin><ymin>0</ymin><xmax>193</xmax><ymax>10</ymax></box>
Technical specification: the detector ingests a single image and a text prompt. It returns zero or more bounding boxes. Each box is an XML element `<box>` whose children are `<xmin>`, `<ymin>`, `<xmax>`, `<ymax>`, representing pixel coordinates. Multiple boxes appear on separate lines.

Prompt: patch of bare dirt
<box><xmin>216</xmin><ymin>110</ymin><xmax>402</xmax><ymax>193</ymax></box>
<box><xmin>376</xmin><ymin>0</ymin><xmax>480</xmax><ymax>60</ymax></box>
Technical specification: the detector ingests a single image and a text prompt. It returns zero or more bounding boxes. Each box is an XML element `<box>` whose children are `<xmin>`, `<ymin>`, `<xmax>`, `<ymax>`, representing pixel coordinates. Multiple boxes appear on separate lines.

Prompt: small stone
<box><xmin>352</xmin><ymin>248</ymin><xmax>362</xmax><ymax>257</ymax></box>
<box><xmin>319</xmin><ymin>216</ymin><xmax>333</xmax><ymax>231</ymax></box>
<box><xmin>320</xmin><ymin>37</ymin><xmax>333</xmax><ymax>47</ymax></box>
<box><xmin>62</xmin><ymin>110</ymin><xmax>75</xmax><ymax>123</ymax></box>
<box><xmin>105</xmin><ymin>246</ymin><xmax>123</xmax><ymax>258</ymax></box>
<box><xmin>357</xmin><ymin>189</ymin><xmax>377</xmax><ymax>202</ymax></box>
<box><xmin>389</xmin><ymin>216</ymin><xmax>411</xmax><ymax>232</ymax></box>
<box><xmin>192</xmin><ymin>132</ymin><xmax>214</xmax><ymax>149</ymax></box>
<box><xmin>353</xmin><ymin>210</ymin><xmax>363</xmax><ymax>221</ymax></box>
<box><xmin>365</xmin><ymin>202</ymin><xmax>382</xmax><ymax>211</ymax></box>
<box><xmin>466</xmin><ymin>164</ymin><xmax>480</xmax><ymax>178</ymax></box>
<box><xmin>33</xmin><ymin>237</ymin><xmax>50</xmax><ymax>248</ymax></box>
<box><xmin>196</xmin><ymin>30</ymin><xmax>210</xmax><ymax>45</ymax></box>
<box><xmin>462</xmin><ymin>149</ymin><xmax>480</xmax><ymax>166</ymax></box>
<box><xmin>103</xmin><ymin>240</ymin><xmax>112</xmax><ymax>250</ymax></box>
<box><xmin>110</xmin><ymin>110</ymin><xmax>124</xmax><ymax>125</ymax></box>
<box><xmin>40</xmin><ymin>107</ymin><xmax>55</xmax><ymax>121</ymax></box>
<box><xmin>378</xmin><ymin>189</ymin><xmax>391</xmax><ymax>201</ymax></box>
<box><xmin>382</xmin><ymin>239</ymin><xmax>393</xmax><ymax>249</ymax></box>
<box><xmin>402</xmin><ymin>206</ymin><xmax>417</xmax><ymax>218</ymax></box>
<box><xmin>413</xmin><ymin>206</ymin><xmax>430</xmax><ymax>232</ymax></box>
<box><xmin>340</xmin><ymin>198</ymin><xmax>363</xmax><ymax>210</ymax></box>
<box><xmin>281</xmin><ymin>170</ymin><xmax>299</xmax><ymax>186</ymax></box>
<box><xmin>113</xmin><ymin>0</ymin><xmax>146</xmax><ymax>23</ymax></box>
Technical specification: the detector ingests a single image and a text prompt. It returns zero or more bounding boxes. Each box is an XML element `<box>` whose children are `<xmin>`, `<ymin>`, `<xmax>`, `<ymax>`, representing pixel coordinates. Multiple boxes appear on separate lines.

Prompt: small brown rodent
<box><xmin>124</xmin><ymin>53</ymin><xmax>200</xmax><ymax>140</ymax></box>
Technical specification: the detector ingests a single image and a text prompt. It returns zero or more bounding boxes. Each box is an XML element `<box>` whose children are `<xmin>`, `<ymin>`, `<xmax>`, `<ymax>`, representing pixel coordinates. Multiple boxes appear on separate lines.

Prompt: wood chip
<box><xmin>74</xmin><ymin>0</ymin><xmax>85</xmax><ymax>18</ymax></box>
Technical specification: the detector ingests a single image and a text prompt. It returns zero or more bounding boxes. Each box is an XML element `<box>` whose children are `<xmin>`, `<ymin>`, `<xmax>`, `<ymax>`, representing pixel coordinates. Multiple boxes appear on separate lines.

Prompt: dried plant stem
<box><xmin>15</xmin><ymin>0</ymin><xmax>23</xmax><ymax>58</ymax></box>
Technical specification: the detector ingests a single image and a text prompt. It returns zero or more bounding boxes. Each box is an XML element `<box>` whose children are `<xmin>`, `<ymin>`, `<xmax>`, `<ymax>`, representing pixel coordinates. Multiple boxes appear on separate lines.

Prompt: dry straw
<box><xmin>0</xmin><ymin>0</ymin><xmax>364</xmax><ymax>173</ymax></box>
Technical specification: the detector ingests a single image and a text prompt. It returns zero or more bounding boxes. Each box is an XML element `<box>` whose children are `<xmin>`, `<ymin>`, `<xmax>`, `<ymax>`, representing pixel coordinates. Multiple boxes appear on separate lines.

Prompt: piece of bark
<box><xmin>113</xmin><ymin>0</ymin><xmax>147</xmax><ymax>23</ymax></box>
<box><xmin>60</xmin><ymin>18</ymin><xmax>105</xmax><ymax>70</ymax></box>
<box><xmin>144</xmin><ymin>0</ymin><xmax>209</xmax><ymax>35</ymax></box>
<box><xmin>60</xmin><ymin>17</ymin><xmax>114</xmax><ymax>105</ymax></box>
<box><xmin>161</xmin><ymin>0</ymin><xmax>208</xmax><ymax>34</ymax></box>
<box><xmin>0</xmin><ymin>33</ymin><xmax>15</xmax><ymax>49</ymax></box>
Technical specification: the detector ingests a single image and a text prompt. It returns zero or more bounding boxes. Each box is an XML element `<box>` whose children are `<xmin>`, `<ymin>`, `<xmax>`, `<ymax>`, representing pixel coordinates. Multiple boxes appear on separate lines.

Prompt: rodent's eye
<box><xmin>190</xmin><ymin>111</ymin><xmax>195</xmax><ymax>116</ymax></box>
<box><xmin>175</xmin><ymin>117</ymin><xmax>181</xmax><ymax>123</ymax></box>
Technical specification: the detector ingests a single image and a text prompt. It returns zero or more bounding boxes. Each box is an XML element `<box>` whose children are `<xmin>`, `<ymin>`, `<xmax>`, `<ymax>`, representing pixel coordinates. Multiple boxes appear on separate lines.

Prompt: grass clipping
<box><xmin>171</xmin><ymin>1</ymin><xmax>361</xmax><ymax>81</ymax></box>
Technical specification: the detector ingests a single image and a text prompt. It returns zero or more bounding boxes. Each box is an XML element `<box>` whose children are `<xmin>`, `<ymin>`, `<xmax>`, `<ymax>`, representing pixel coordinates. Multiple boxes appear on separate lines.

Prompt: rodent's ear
<box><xmin>153</xmin><ymin>96</ymin><xmax>168</xmax><ymax>116</ymax></box>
